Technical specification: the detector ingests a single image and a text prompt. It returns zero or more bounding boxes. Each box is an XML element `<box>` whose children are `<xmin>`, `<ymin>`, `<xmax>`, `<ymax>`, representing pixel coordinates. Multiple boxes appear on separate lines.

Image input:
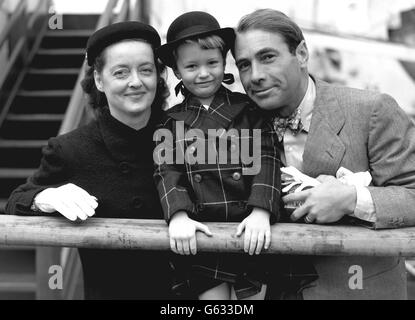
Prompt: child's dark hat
<box><xmin>86</xmin><ymin>21</ymin><xmax>161</xmax><ymax>66</ymax></box>
<box><xmin>157</xmin><ymin>11</ymin><xmax>235</xmax><ymax>67</ymax></box>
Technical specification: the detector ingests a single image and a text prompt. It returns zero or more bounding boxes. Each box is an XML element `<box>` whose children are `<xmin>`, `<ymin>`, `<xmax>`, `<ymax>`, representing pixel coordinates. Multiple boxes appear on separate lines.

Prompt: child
<box><xmin>155</xmin><ymin>11</ymin><xmax>281</xmax><ymax>300</ymax></box>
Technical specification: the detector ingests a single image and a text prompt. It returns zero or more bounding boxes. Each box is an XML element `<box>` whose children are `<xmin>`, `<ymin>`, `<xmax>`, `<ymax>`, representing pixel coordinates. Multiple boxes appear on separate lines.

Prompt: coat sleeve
<box><xmin>153</xmin><ymin>118</ymin><xmax>196</xmax><ymax>222</ymax></box>
<box><xmin>366</xmin><ymin>93</ymin><xmax>415</xmax><ymax>229</ymax></box>
<box><xmin>5</xmin><ymin>137</ymin><xmax>69</xmax><ymax>216</ymax></box>
<box><xmin>246</xmin><ymin>119</ymin><xmax>282</xmax><ymax>223</ymax></box>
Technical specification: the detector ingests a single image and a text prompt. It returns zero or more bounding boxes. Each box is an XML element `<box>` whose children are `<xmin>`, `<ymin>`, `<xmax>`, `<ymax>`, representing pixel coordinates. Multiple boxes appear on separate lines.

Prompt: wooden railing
<box><xmin>2</xmin><ymin>216</ymin><xmax>415</xmax><ymax>257</ymax></box>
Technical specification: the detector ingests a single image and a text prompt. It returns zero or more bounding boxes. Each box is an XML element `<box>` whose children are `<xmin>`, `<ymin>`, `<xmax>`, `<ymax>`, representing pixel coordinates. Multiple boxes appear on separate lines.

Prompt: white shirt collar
<box><xmin>297</xmin><ymin>76</ymin><xmax>316</xmax><ymax>132</ymax></box>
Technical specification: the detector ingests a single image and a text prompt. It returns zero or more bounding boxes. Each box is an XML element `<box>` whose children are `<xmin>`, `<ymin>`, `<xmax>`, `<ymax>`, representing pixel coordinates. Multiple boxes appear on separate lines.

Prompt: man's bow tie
<box><xmin>273</xmin><ymin>107</ymin><xmax>304</xmax><ymax>142</ymax></box>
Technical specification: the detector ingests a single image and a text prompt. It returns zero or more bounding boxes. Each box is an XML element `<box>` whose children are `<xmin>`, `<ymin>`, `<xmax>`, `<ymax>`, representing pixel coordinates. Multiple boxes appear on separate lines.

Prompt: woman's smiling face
<box><xmin>94</xmin><ymin>40</ymin><xmax>157</xmax><ymax>122</ymax></box>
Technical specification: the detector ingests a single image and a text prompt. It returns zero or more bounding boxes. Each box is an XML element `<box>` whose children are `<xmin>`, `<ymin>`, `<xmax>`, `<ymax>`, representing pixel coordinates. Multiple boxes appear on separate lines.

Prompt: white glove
<box><xmin>281</xmin><ymin>166</ymin><xmax>321</xmax><ymax>193</ymax></box>
<box><xmin>33</xmin><ymin>183</ymin><xmax>98</xmax><ymax>222</ymax></box>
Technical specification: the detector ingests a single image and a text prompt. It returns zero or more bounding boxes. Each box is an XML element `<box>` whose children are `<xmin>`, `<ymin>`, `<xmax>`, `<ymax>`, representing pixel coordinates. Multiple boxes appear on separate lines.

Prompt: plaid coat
<box><xmin>154</xmin><ymin>87</ymin><xmax>282</xmax><ymax>299</ymax></box>
<box><xmin>154</xmin><ymin>87</ymin><xmax>281</xmax><ymax>224</ymax></box>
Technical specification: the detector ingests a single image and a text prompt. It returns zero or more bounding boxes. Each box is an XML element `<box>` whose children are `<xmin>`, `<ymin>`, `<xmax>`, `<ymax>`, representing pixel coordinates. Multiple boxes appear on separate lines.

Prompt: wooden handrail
<box><xmin>2</xmin><ymin>216</ymin><xmax>415</xmax><ymax>257</ymax></box>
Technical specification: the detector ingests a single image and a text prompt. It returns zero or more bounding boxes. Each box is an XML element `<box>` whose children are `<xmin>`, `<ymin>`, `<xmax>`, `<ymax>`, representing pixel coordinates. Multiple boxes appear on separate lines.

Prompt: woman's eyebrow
<box><xmin>110</xmin><ymin>62</ymin><xmax>155</xmax><ymax>70</ymax></box>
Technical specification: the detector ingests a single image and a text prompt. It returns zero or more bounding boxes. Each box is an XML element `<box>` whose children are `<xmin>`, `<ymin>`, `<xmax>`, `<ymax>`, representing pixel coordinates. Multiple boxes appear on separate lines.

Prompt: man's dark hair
<box><xmin>236</xmin><ymin>9</ymin><xmax>305</xmax><ymax>54</ymax></box>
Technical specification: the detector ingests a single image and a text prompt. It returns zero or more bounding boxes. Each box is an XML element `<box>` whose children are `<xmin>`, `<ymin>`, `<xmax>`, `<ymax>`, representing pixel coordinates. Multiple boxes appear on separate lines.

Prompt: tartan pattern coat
<box><xmin>154</xmin><ymin>86</ymin><xmax>282</xmax><ymax>224</ymax></box>
<box><xmin>153</xmin><ymin>87</ymin><xmax>283</xmax><ymax>298</ymax></box>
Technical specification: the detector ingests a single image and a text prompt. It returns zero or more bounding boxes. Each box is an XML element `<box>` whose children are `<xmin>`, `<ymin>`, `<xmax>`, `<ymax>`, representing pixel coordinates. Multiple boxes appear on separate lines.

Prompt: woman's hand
<box><xmin>236</xmin><ymin>207</ymin><xmax>271</xmax><ymax>256</ymax></box>
<box><xmin>168</xmin><ymin>211</ymin><xmax>212</xmax><ymax>256</ymax></box>
<box><xmin>33</xmin><ymin>183</ymin><xmax>98</xmax><ymax>222</ymax></box>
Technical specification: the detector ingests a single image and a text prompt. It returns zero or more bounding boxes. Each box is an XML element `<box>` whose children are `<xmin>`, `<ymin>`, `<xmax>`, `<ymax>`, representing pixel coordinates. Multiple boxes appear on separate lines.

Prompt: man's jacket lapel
<box><xmin>302</xmin><ymin>80</ymin><xmax>346</xmax><ymax>177</ymax></box>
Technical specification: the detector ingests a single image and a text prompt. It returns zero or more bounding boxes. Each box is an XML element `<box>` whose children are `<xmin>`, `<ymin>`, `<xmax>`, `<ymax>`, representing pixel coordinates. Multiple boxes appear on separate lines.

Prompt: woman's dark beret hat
<box><xmin>86</xmin><ymin>21</ymin><xmax>161</xmax><ymax>66</ymax></box>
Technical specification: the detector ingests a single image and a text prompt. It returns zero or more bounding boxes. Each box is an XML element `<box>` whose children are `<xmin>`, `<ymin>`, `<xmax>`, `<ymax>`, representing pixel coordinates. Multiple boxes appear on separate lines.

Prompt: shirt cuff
<box><xmin>349</xmin><ymin>186</ymin><xmax>377</xmax><ymax>223</ymax></box>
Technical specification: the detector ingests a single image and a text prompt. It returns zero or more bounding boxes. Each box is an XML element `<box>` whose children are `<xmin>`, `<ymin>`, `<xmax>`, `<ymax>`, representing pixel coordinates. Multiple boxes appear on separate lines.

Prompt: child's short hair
<box><xmin>173</xmin><ymin>35</ymin><xmax>227</xmax><ymax>66</ymax></box>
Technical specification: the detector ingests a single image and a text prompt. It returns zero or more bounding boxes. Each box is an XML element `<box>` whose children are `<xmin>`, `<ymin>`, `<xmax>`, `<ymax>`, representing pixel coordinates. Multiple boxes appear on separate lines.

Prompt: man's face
<box><xmin>234</xmin><ymin>29</ymin><xmax>308</xmax><ymax>116</ymax></box>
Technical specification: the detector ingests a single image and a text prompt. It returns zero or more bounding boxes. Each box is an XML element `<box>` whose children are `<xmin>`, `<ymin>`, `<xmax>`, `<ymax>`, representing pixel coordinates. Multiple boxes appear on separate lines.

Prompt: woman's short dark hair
<box><xmin>81</xmin><ymin>39</ymin><xmax>169</xmax><ymax>120</ymax></box>
<box><xmin>236</xmin><ymin>9</ymin><xmax>305</xmax><ymax>54</ymax></box>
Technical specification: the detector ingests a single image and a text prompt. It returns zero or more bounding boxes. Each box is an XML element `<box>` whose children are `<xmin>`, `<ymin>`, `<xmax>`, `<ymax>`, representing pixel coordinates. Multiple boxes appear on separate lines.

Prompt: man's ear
<box><xmin>173</xmin><ymin>68</ymin><xmax>181</xmax><ymax>80</ymax></box>
<box><xmin>296</xmin><ymin>40</ymin><xmax>309</xmax><ymax>68</ymax></box>
<box><xmin>94</xmin><ymin>70</ymin><xmax>104</xmax><ymax>92</ymax></box>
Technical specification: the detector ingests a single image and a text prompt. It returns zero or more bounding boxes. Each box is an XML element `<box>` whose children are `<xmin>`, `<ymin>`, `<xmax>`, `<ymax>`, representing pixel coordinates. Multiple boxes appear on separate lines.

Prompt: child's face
<box><xmin>174</xmin><ymin>42</ymin><xmax>225</xmax><ymax>105</ymax></box>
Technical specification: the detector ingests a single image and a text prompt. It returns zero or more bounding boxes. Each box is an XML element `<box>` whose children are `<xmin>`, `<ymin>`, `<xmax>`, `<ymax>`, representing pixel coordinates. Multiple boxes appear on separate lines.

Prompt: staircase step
<box><xmin>0</xmin><ymin>169</ymin><xmax>36</xmax><ymax>179</ymax></box>
<box><xmin>45</xmin><ymin>30</ymin><xmax>93</xmax><ymax>37</ymax></box>
<box><xmin>0</xmin><ymin>249</ymin><xmax>36</xmax><ymax>294</ymax></box>
<box><xmin>32</xmin><ymin>49</ymin><xmax>86</xmax><ymax>69</ymax></box>
<box><xmin>37</xmin><ymin>49</ymin><xmax>85</xmax><ymax>55</ymax></box>
<box><xmin>28</xmin><ymin>68</ymin><xmax>80</xmax><ymax>75</ymax></box>
<box><xmin>41</xmin><ymin>30</ymin><xmax>92</xmax><ymax>49</ymax></box>
<box><xmin>18</xmin><ymin>90</ymin><xmax>73</xmax><ymax>98</ymax></box>
<box><xmin>7</xmin><ymin>114</ymin><xmax>65</xmax><ymax>122</ymax></box>
<box><xmin>0</xmin><ymin>117</ymin><xmax>61</xmax><ymax>140</ymax></box>
<box><xmin>0</xmin><ymin>169</ymin><xmax>36</xmax><ymax>198</ymax></box>
<box><xmin>10</xmin><ymin>92</ymin><xmax>70</xmax><ymax>114</ymax></box>
<box><xmin>0</xmin><ymin>274</ymin><xmax>36</xmax><ymax>293</ymax></box>
<box><xmin>0</xmin><ymin>140</ymin><xmax>46</xmax><ymax>168</ymax></box>
<box><xmin>60</xmin><ymin>14</ymin><xmax>100</xmax><ymax>30</ymax></box>
<box><xmin>0</xmin><ymin>250</ymin><xmax>36</xmax><ymax>273</ymax></box>
<box><xmin>0</xmin><ymin>245</ymin><xmax>35</xmax><ymax>251</ymax></box>
<box><xmin>21</xmin><ymin>69</ymin><xmax>79</xmax><ymax>91</ymax></box>
<box><xmin>0</xmin><ymin>140</ymin><xmax>47</xmax><ymax>148</ymax></box>
<box><xmin>0</xmin><ymin>292</ymin><xmax>36</xmax><ymax>299</ymax></box>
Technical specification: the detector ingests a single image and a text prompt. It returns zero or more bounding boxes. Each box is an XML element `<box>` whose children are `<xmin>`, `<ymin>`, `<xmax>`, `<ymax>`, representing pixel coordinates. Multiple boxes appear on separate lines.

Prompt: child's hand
<box><xmin>235</xmin><ymin>207</ymin><xmax>271</xmax><ymax>256</ymax></box>
<box><xmin>169</xmin><ymin>211</ymin><xmax>213</xmax><ymax>256</ymax></box>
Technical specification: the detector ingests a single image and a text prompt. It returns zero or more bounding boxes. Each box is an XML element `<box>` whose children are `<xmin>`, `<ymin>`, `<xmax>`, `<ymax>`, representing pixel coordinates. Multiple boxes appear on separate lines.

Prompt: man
<box><xmin>233</xmin><ymin>8</ymin><xmax>415</xmax><ymax>300</ymax></box>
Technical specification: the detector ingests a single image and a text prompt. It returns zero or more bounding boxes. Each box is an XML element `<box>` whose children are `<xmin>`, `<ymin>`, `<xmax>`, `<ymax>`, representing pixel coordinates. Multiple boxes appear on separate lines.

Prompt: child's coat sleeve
<box><xmin>246</xmin><ymin>119</ymin><xmax>282</xmax><ymax>223</ymax></box>
<box><xmin>154</xmin><ymin>117</ymin><xmax>195</xmax><ymax>222</ymax></box>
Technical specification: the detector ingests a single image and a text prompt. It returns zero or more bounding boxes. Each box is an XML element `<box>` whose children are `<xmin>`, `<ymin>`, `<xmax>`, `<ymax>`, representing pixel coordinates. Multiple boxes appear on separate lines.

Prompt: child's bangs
<box><xmin>185</xmin><ymin>35</ymin><xmax>226</xmax><ymax>53</ymax></box>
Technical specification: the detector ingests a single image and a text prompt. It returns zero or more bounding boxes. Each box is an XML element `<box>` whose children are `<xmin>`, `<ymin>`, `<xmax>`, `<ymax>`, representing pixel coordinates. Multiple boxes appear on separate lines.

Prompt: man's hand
<box><xmin>236</xmin><ymin>207</ymin><xmax>271</xmax><ymax>256</ymax></box>
<box><xmin>283</xmin><ymin>175</ymin><xmax>357</xmax><ymax>224</ymax></box>
<box><xmin>168</xmin><ymin>211</ymin><xmax>212</xmax><ymax>256</ymax></box>
<box><xmin>34</xmin><ymin>183</ymin><xmax>98</xmax><ymax>222</ymax></box>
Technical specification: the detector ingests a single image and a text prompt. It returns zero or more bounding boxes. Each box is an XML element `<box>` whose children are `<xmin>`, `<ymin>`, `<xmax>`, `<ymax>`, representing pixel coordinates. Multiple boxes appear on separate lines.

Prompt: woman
<box><xmin>6</xmin><ymin>21</ymin><xmax>173</xmax><ymax>300</ymax></box>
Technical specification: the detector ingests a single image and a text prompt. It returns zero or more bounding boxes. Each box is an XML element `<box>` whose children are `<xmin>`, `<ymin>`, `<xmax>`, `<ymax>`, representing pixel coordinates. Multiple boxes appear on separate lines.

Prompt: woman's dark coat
<box><xmin>6</xmin><ymin>110</ymin><xmax>173</xmax><ymax>300</ymax></box>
